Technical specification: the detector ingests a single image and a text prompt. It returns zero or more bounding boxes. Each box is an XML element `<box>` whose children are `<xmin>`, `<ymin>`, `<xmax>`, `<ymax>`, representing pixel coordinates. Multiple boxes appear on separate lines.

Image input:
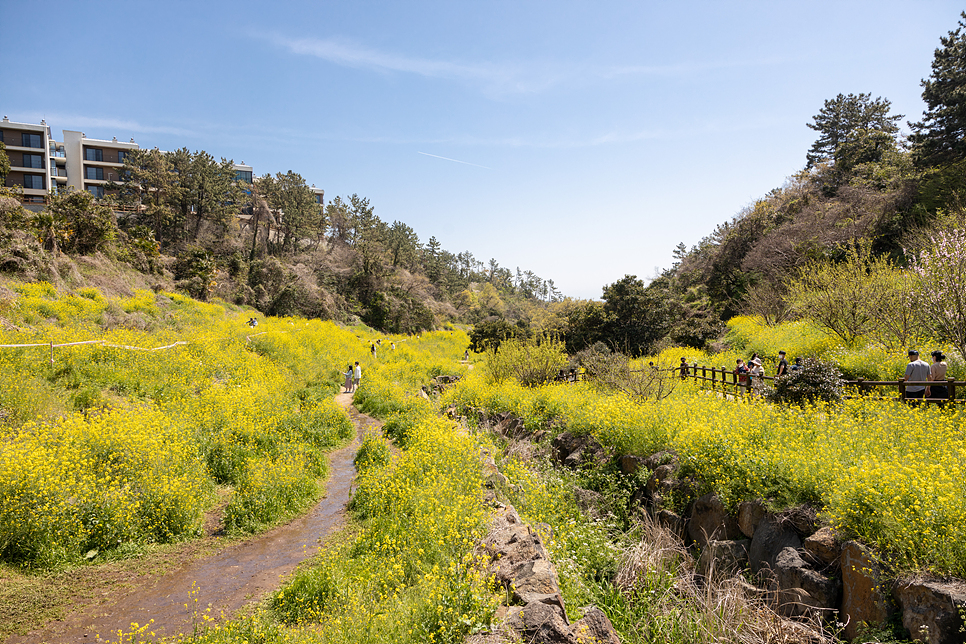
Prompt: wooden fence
<box><xmin>684</xmin><ymin>362</ymin><xmax>963</xmax><ymax>405</ymax></box>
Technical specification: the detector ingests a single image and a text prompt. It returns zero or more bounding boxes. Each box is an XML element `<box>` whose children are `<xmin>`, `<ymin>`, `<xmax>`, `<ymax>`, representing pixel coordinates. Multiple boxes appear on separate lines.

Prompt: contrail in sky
<box><xmin>417</xmin><ymin>151</ymin><xmax>491</xmax><ymax>169</ymax></box>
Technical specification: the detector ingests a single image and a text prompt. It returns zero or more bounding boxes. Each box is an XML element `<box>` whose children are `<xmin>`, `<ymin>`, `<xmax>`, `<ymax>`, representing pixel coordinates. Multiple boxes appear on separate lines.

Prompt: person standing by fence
<box><xmin>904</xmin><ymin>349</ymin><xmax>930</xmax><ymax>405</ymax></box>
<box><xmin>776</xmin><ymin>350</ymin><xmax>789</xmax><ymax>377</ymax></box>
<box><xmin>734</xmin><ymin>358</ymin><xmax>749</xmax><ymax>387</ymax></box>
<box><xmin>749</xmin><ymin>358</ymin><xmax>764</xmax><ymax>396</ymax></box>
<box><xmin>680</xmin><ymin>357</ymin><xmax>689</xmax><ymax>379</ymax></box>
<box><xmin>929</xmin><ymin>350</ymin><xmax>949</xmax><ymax>406</ymax></box>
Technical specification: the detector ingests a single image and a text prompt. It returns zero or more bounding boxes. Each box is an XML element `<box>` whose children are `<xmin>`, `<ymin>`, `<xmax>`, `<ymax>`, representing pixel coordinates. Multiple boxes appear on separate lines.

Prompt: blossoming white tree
<box><xmin>910</xmin><ymin>227</ymin><xmax>966</xmax><ymax>359</ymax></box>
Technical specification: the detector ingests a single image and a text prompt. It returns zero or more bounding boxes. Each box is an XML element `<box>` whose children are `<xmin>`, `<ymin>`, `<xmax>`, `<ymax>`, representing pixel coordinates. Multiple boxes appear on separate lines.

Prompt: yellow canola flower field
<box><xmin>0</xmin><ymin>283</ymin><xmax>359</xmax><ymax>567</ymax></box>
<box><xmin>176</xmin><ymin>329</ymin><xmax>500</xmax><ymax>644</ymax></box>
<box><xmin>444</xmin><ymin>372</ymin><xmax>966</xmax><ymax>576</ymax></box>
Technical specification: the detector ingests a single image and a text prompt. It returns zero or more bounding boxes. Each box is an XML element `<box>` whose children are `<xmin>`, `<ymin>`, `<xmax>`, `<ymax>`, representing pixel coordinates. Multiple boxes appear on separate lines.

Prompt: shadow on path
<box><xmin>10</xmin><ymin>393</ymin><xmax>378</xmax><ymax>643</ymax></box>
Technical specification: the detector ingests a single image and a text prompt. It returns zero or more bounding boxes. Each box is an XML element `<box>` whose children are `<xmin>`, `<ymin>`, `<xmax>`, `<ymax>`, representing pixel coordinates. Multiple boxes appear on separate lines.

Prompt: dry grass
<box><xmin>614</xmin><ymin>514</ymin><xmax>832</xmax><ymax>644</ymax></box>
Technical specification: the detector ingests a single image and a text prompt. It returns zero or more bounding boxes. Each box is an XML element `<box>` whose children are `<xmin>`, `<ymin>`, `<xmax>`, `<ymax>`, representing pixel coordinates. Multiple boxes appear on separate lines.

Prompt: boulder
<box><xmin>643</xmin><ymin>450</ymin><xmax>679</xmax><ymax>470</ymax></box>
<box><xmin>645</xmin><ymin>464</ymin><xmax>678</xmax><ymax>503</ymax></box>
<box><xmin>771</xmin><ymin>546</ymin><xmax>840</xmax><ymax>617</ymax></box>
<box><xmin>505</xmin><ymin>601</ymin><xmax>574</xmax><ymax>644</ymax></box>
<box><xmin>618</xmin><ymin>455</ymin><xmax>645</xmax><ymax>475</ymax></box>
<box><xmin>688</xmin><ymin>493</ymin><xmax>742</xmax><ymax>548</ymax></box>
<box><xmin>552</xmin><ymin>432</ymin><xmax>606</xmax><ymax>468</ymax></box>
<box><xmin>840</xmin><ymin>540</ymin><xmax>892</xmax><ymax>641</ymax></box>
<box><xmin>570</xmin><ymin>606</ymin><xmax>621</xmax><ymax>644</ymax></box>
<box><xmin>655</xmin><ymin>509</ymin><xmax>688</xmax><ymax>542</ymax></box>
<box><xmin>697</xmin><ymin>539</ymin><xmax>750</xmax><ymax>578</ymax></box>
<box><xmin>750</xmin><ymin>515</ymin><xmax>803</xmax><ymax>575</ymax></box>
<box><xmin>497</xmin><ymin>415</ymin><xmax>527</xmax><ymax>438</ymax></box>
<box><xmin>894</xmin><ymin>577</ymin><xmax>966</xmax><ymax>644</ymax></box>
<box><xmin>803</xmin><ymin>526</ymin><xmax>840</xmax><ymax>567</ymax></box>
<box><xmin>507</xmin><ymin>558</ymin><xmax>563</xmax><ymax>605</ymax></box>
<box><xmin>737</xmin><ymin>499</ymin><xmax>768</xmax><ymax>539</ymax></box>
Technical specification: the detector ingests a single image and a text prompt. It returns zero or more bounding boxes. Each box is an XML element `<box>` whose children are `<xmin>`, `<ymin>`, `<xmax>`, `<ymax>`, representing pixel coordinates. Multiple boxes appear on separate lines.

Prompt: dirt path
<box><xmin>9</xmin><ymin>393</ymin><xmax>377</xmax><ymax>644</ymax></box>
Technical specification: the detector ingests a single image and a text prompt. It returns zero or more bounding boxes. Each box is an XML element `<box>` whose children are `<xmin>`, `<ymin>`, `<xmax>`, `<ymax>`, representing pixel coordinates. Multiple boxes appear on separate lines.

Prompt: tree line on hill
<box><xmin>465</xmin><ymin>13</ymin><xmax>966</xmax><ymax>361</ymax></box>
<box><xmin>2</xmin><ymin>13</ymin><xmax>964</xmax><ymax>349</ymax></box>
<box><xmin>0</xmin><ymin>143</ymin><xmax>563</xmax><ymax>333</ymax></box>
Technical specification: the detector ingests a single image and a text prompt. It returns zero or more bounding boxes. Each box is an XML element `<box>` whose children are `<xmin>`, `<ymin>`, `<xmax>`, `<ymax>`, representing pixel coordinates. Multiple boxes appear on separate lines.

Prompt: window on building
<box><xmin>117</xmin><ymin>150</ymin><xmax>127</xmax><ymax>164</ymax></box>
<box><xmin>87</xmin><ymin>185</ymin><xmax>105</xmax><ymax>199</ymax></box>
<box><xmin>21</xmin><ymin>133</ymin><xmax>42</xmax><ymax>148</ymax></box>
<box><xmin>23</xmin><ymin>174</ymin><xmax>45</xmax><ymax>190</ymax></box>
<box><xmin>235</xmin><ymin>170</ymin><xmax>253</xmax><ymax>184</ymax></box>
<box><xmin>85</xmin><ymin>148</ymin><xmax>103</xmax><ymax>162</ymax></box>
<box><xmin>22</xmin><ymin>153</ymin><xmax>43</xmax><ymax>169</ymax></box>
<box><xmin>85</xmin><ymin>167</ymin><xmax>104</xmax><ymax>181</ymax></box>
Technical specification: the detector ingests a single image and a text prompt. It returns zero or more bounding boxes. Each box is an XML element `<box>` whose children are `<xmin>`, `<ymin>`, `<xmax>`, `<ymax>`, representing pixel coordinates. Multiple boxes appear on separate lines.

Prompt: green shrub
<box><xmin>767</xmin><ymin>357</ymin><xmax>844</xmax><ymax>405</ymax></box>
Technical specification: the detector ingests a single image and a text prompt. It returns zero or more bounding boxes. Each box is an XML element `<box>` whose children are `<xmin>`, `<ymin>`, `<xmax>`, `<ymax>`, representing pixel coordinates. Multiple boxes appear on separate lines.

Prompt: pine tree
<box><xmin>910</xmin><ymin>12</ymin><xmax>966</xmax><ymax>167</ymax></box>
<box><xmin>805</xmin><ymin>93</ymin><xmax>902</xmax><ymax>168</ymax></box>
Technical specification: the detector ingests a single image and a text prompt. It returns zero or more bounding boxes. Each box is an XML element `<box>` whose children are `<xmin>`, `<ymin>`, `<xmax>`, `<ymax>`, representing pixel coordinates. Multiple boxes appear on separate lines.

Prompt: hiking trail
<box><xmin>9</xmin><ymin>393</ymin><xmax>375</xmax><ymax>644</ymax></box>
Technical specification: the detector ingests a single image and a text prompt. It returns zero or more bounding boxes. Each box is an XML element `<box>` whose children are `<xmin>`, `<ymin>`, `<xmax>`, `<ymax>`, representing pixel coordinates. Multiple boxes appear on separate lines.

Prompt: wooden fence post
<box><xmin>949</xmin><ymin>377</ymin><xmax>956</xmax><ymax>402</ymax></box>
<box><xmin>898</xmin><ymin>377</ymin><xmax>906</xmax><ymax>401</ymax></box>
<box><xmin>49</xmin><ymin>341</ymin><xmax>53</xmax><ymax>366</ymax></box>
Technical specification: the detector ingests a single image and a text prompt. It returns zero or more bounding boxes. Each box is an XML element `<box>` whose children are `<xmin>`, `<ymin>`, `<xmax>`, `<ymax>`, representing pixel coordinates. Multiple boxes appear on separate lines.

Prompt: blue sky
<box><xmin>1</xmin><ymin>1</ymin><xmax>961</xmax><ymax>299</ymax></box>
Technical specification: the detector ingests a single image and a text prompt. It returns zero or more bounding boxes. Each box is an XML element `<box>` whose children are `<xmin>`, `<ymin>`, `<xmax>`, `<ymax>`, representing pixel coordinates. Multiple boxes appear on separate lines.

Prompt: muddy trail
<box><xmin>10</xmin><ymin>393</ymin><xmax>377</xmax><ymax>644</ymax></box>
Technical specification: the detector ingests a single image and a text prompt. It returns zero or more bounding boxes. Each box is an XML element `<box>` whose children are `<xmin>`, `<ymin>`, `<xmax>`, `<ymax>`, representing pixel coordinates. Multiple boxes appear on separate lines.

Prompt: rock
<box><xmin>645</xmin><ymin>464</ymin><xmax>678</xmax><ymax>501</ymax></box>
<box><xmin>894</xmin><ymin>577</ymin><xmax>966</xmax><ymax>644</ymax></box>
<box><xmin>569</xmin><ymin>606</ymin><xmax>621</xmax><ymax>644</ymax></box>
<box><xmin>618</xmin><ymin>455</ymin><xmax>645</xmax><ymax>475</ymax></box>
<box><xmin>803</xmin><ymin>526</ymin><xmax>840</xmax><ymax>567</ymax></box>
<box><xmin>840</xmin><ymin>541</ymin><xmax>892</xmax><ymax>641</ymax></box>
<box><xmin>497</xmin><ymin>415</ymin><xmax>527</xmax><ymax>438</ymax></box>
<box><xmin>749</xmin><ymin>515</ymin><xmax>803</xmax><ymax>575</ymax></box>
<box><xmin>505</xmin><ymin>601</ymin><xmax>574</xmax><ymax>644</ymax></box>
<box><xmin>552</xmin><ymin>432</ymin><xmax>605</xmax><ymax>469</ymax></box>
<box><xmin>737</xmin><ymin>499</ymin><xmax>767</xmax><ymax>539</ymax></box>
<box><xmin>485</xmin><ymin>523</ymin><xmax>551</xmax><ymax>582</ymax></box>
<box><xmin>771</xmin><ymin>546</ymin><xmax>841</xmax><ymax>618</ymax></box>
<box><xmin>484</xmin><ymin>468</ymin><xmax>509</xmax><ymax>490</ymax></box>
<box><xmin>508</xmin><ymin>559</ymin><xmax>562</xmax><ymax>604</ymax></box>
<box><xmin>697</xmin><ymin>539</ymin><xmax>750</xmax><ymax>577</ymax></box>
<box><xmin>688</xmin><ymin>493</ymin><xmax>742</xmax><ymax>548</ymax></box>
<box><xmin>643</xmin><ymin>450</ymin><xmax>678</xmax><ymax>470</ymax></box>
<box><xmin>655</xmin><ymin>509</ymin><xmax>687</xmax><ymax>541</ymax></box>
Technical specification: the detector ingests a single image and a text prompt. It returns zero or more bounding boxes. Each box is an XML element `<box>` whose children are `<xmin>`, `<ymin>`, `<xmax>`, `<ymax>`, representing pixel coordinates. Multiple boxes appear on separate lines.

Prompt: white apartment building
<box><xmin>2</xmin><ymin>116</ymin><xmax>323</xmax><ymax>211</ymax></box>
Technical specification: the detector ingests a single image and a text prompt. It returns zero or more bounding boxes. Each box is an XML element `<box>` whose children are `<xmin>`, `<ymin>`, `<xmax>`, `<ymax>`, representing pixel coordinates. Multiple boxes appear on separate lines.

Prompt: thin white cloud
<box><xmin>417</xmin><ymin>151</ymin><xmax>490</xmax><ymax>169</ymax></box>
<box><xmin>259</xmin><ymin>32</ymin><xmax>559</xmax><ymax>96</ymax></box>
<box><xmin>254</xmin><ymin>31</ymin><xmax>788</xmax><ymax>97</ymax></box>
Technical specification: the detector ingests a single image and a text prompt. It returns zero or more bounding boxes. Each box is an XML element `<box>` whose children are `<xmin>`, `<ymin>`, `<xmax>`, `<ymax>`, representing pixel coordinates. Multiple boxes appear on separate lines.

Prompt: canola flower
<box><xmin>0</xmin><ymin>283</ymin><xmax>358</xmax><ymax>566</ymax></box>
<box><xmin>169</xmin><ymin>329</ymin><xmax>499</xmax><ymax>644</ymax></box>
<box><xmin>444</xmin><ymin>369</ymin><xmax>966</xmax><ymax>576</ymax></box>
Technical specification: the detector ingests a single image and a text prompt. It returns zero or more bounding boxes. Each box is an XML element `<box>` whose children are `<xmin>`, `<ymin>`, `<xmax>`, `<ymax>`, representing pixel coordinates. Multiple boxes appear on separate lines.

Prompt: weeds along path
<box><xmin>8</xmin><ymin>393</ymin><xmax>377</xmax><ymax>644</ymax></box>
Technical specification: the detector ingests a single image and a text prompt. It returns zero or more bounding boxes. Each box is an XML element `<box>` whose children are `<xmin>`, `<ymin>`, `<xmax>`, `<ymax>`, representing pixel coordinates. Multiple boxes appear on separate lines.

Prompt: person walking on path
<box><xmin>776</xmin><ymin>350</ymin><xmax>789</xmax><ymax>377</ymax></box>
<box><xmin>904</xmin><ymin>349</ymin><xmax>931</xmax><ymax>405</ymax></box>
<box><xmin>929</xmin><ymin>350</ymin><xmax>949</xmax><ymax>406</ymax></box>
<box><xmin>353</xmin><ymin>361</ymin><xmax>362</xmax><ymax>391</ymax></box>
<box><xmin>343</xmin><ymin>364</ymin><xmax>354</xmax><ymax>393</ymax></box>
